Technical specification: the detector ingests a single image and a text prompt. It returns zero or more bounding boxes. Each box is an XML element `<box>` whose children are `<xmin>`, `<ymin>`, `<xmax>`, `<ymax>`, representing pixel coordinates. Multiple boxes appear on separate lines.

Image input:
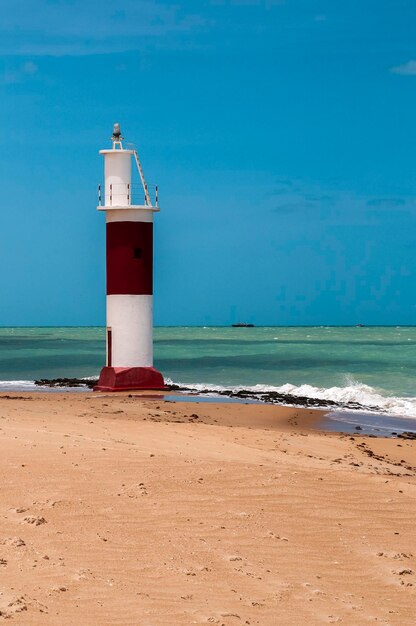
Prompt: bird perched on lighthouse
<box><xmin>94</xmin><ymin>123</ymin><xmax>165</xmax><ymax>391</ymax></box>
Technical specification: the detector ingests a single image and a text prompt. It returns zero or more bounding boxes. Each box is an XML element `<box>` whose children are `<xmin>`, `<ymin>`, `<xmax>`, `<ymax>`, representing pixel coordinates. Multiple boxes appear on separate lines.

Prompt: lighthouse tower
<box><xmin>95</xmin><ymin>124</ymin><xmax>165</xmax><ymax>391</ymax></box>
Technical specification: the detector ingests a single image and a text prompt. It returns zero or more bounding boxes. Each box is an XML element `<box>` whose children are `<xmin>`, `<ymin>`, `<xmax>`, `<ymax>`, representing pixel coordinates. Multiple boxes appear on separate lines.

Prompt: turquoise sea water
<box><xmin>0</xmin><ymin>326</ymin><xmax>415</xmax><ymax>416</ymax></box>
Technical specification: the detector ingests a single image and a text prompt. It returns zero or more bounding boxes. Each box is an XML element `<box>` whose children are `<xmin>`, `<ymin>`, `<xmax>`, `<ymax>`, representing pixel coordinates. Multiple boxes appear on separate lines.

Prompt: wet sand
<box><xmin>0</xmin><ymin>392</ymin><xmax>415</xmax><ymax>625</ymax></box>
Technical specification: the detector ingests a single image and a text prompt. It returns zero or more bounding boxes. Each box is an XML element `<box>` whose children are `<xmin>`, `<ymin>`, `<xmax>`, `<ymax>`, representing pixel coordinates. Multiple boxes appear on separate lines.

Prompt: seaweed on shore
<box><xmin>397</xmin><ymin>431</ymin><xmax>416</xmax><ymax>440</ymax></box>
<box><xmin>34</xmin><ymin>378</ymin><xmax>97</xmax><ymax>389</ymax></box>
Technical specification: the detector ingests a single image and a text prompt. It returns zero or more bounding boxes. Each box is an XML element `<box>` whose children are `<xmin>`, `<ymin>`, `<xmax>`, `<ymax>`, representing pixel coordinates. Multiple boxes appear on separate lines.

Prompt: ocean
<box><xmin>0</xmin><ymin>326</ymin><xmax>415</xmax><ymax>417</ymax></box>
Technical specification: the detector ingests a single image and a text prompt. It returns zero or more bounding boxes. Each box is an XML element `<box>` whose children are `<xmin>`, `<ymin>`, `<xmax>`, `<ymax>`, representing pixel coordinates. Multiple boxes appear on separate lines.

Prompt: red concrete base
<box><xmin>94</xmin><ymin>366</ymin><xmax>165</xmax><ymax>392</ymax></box>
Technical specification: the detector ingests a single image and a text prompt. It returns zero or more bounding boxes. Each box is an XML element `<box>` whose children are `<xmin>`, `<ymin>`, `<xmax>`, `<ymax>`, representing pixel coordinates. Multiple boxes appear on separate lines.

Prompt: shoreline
<box><xmin>1</xmin><ymin>388</ymin><xmax>416</xmax><ymax>441</ymax></box>
<box><xmin>2</xmin><ymin>382</ymin><xmax>416</xmax><ymax>438</ymax></box>
<box><xmin>33</xmin><ymin>377</ymin><xmax>409</xmax><ymax>412</ymax></box>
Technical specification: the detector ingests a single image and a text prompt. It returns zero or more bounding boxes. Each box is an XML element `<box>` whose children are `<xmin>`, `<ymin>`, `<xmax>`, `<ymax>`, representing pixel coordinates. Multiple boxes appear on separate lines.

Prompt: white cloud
<box><xmin>22</xmin><ymin>61</ymin><xmax>38</xmax><ymax>75</ymax></box>
<box><xmin>1</xmin><ymin>60</ymin><xmax>39</xmax><ymax>84</ymax></box>
<box><xmin>390</xmin><ymin>60</ymin><xmax>416</xmax><ymax>75</ymax></box>
<box><xmin>0</xmin><ymin>0</ymin><xmax>207</xmax><ymax>56</ymax></box>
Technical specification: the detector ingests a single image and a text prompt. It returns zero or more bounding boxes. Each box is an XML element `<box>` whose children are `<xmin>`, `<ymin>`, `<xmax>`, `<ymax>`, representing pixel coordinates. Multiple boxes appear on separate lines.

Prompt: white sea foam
<box><xmin>0</xmin><ymin>380</ymin><xmax>88</xmax><ymax>392</ymax></box>
<box><xmin>165</xmin><ymin>378</ymin><xmax>416</xmax><ymax>418</ymax></box>
<box><xmin>0</xmin><ymin>380</ymin><xmax>40</xmax><ymax>391</ymax></box>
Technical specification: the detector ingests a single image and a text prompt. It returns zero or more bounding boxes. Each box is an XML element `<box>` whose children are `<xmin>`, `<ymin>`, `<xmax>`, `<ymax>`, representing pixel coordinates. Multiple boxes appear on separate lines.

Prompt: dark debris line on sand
<box><xmin>36</xmin><ymin>378</ymin><xmax>382</xmax><ymax>411</ymax></box>
<box><xmin>397</xmin><ymin>431</ymin><xmax>416</xmax><ymax>440</ymax></box>
<box><xmin>35</xmin><ymin>378</ymin><xmax>97</xmax><ymax>389</ymax></box>
<box><xmin>168</xmin><ymin>384</ymin><xmax>379</xmax><ymax>412</ymax></box>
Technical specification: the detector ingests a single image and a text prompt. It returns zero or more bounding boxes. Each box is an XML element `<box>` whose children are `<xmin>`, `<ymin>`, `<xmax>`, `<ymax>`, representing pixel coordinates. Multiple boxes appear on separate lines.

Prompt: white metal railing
<box><xmin>97</xmin><ymin>182</ymin><xmax>159</xmax><ymax>207</ymax></box>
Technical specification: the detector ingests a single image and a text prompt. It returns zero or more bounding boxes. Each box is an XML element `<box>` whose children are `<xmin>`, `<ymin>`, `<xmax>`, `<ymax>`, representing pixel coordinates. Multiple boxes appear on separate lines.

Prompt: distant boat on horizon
<box><xmin>231</xmin><ymin>322</ymin><xmax>255</xmax><ymax>328</ymax></box>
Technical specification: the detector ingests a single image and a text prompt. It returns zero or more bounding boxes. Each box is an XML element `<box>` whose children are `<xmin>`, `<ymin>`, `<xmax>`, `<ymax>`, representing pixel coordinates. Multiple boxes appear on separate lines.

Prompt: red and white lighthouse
<box><xmin>95</xmin><ymin>124</ymin><xmax>165</xmax><ymax>391</ymax></box>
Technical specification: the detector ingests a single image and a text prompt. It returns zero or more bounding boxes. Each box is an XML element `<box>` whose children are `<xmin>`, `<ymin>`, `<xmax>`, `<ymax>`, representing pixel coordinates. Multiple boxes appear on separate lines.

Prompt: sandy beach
<box><xmin>0</xmin><ymin>393</ymin><xmax>415</xmax><ymax>625</ymax></box>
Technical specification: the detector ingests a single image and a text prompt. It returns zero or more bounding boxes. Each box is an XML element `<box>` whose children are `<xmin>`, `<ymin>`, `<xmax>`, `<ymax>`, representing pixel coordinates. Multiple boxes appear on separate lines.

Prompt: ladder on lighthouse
<box><xmin>133</xmin><ymin>150</ymin><xmax>152</xmax><ymax>207</ymax></box>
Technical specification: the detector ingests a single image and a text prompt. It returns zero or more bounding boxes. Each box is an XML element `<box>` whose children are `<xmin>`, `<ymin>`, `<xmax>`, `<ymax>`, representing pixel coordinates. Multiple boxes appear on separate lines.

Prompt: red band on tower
<box><xmin>106</xmin><ymin>221</ymin><xmax>153</xmax><ymax>295</ymax></box>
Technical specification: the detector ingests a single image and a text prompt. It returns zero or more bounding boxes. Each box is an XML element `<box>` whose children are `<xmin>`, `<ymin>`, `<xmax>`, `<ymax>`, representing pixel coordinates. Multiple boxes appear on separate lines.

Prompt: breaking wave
<box><xmin>0</xmin><ymin>380</ymin><xmax>87</xmax><ymax>393</ymax></box>
<box><xmin>165</xmin><ymin>378</ymin><xmax>416</xmax><ymax>417</ymax></box>
<box><xmin>0</xmin><ymin>380</ymin><xmax>41</xmax><ymax>391</ymax></box>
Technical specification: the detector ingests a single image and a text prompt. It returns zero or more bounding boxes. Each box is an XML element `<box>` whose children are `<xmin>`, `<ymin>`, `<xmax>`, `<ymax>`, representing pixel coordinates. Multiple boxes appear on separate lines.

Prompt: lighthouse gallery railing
<box><xmin>97</xmin><ymin>182</ymin><xmax>159</xmax><ymax>207</ymax></box>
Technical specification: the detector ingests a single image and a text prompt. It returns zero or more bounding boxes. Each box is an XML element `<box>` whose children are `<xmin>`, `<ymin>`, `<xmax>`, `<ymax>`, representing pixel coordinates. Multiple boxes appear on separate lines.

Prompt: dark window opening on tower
<box><xmin>133</xmin><ymin>247</ymin><xmax>142</xmax><ymax>259</ymax></box>
<box><xmin>107</xmin><ymin>328</ymin><xmax>112</xmax><ymax>367</ymax></box>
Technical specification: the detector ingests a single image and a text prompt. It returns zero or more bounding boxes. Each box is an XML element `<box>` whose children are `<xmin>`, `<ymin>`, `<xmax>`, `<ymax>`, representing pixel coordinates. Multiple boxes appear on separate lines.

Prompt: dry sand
<box><xmin>0</xmin><ymin>392</ymin><xmax>415</xmax><ymax>625</ymax></box>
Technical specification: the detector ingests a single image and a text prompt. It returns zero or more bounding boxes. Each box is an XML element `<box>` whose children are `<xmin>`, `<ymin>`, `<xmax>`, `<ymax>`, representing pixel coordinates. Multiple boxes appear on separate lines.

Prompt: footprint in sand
<box><xmin>23</xmin><ymin>516</ymin><xmax>47</xmax><ymax>526</ymax></box>
<box><xmin>1</xmin><ymin>537</ymin><xmax>25</xmax><ymax>547</ymax></box>
<box><xmin>0</xmin><ymin>596</ymin><xmax>28</xmax><ymax>619</ymax></box>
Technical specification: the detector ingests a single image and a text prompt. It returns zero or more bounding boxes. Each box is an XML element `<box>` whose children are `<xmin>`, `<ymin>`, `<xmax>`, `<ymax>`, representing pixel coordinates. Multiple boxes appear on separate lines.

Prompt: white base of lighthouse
<box><xmin>107</xmin><ymin>295</ymin><xmax>153</xmax><ymax>367</ymax></box>
<box><xmin>94</xmin><ymin>294</ymin><xmax>165</xmax><ymax>391</ymax></box>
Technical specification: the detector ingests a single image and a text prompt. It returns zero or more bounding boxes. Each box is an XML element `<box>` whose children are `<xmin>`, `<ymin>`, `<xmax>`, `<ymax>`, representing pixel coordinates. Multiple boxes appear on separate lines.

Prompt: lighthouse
<box><xmin>95</xmin><ymin>124</ymin><xmax>165</xmax><ymax>391</ymax></box>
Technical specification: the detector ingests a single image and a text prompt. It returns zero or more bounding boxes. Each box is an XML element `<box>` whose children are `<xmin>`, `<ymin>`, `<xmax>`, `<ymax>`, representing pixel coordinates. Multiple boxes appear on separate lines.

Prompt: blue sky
<box><xmin>0</xmin><ymin>0</ymin><xmax>415</xmax><ymax>325</ymax></box>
